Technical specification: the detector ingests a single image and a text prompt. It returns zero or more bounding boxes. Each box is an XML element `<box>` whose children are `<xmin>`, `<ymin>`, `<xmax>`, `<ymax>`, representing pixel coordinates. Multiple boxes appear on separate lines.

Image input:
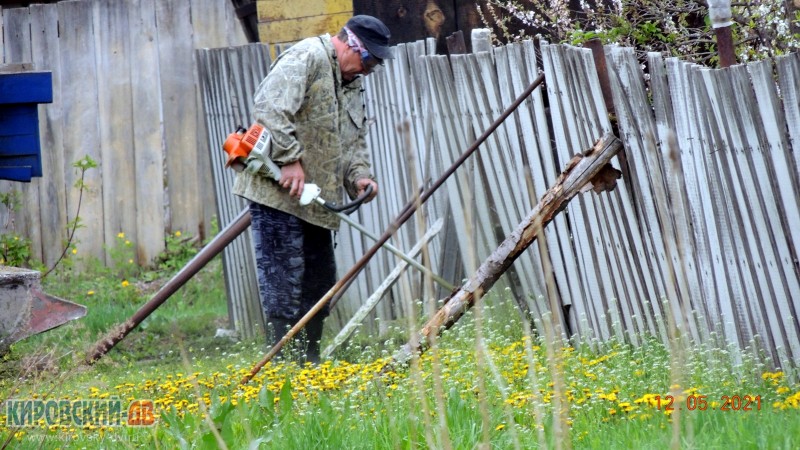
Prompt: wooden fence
<box><xmin>4</xmin><ymin>0</ymin><xmax>798</xmax><ymax>368</ymax></box>
<box><xmin>0</xmin><ymin>0</ymin><xmax>247</xmax><ymax>267</ymax></box>
<box><xmin>200</xmin><ymin>37</ymin><xmax>800</xmax><ymax>368</ymax></box>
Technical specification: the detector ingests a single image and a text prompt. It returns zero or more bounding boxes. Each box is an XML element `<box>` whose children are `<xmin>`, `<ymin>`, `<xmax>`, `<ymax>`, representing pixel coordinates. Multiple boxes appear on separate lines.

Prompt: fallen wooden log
<box><xmin>392</xmin><ymin>132</ymin><xmax>623</xmax><ymax>364</ymax></box>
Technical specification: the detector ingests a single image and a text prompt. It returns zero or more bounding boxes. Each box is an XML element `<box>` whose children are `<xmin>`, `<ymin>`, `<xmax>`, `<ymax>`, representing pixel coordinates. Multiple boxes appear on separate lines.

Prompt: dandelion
<box><xmin>87</xmin><ymin>290</ymin><xmax>95</xmax><ymax>296</ymax></box>
<box><xmin>118</xmin><ymin>232</ymin><xmax>125</xmax><ymax>239</ymax></box>
<box><xmin>762</xmin><ymin>371</ymin><xmax>784</xmax><ymax>384</ymax></box>
<box><xmin>72</xmin><ymin>248</ymin><xmax>77</xmax><ymax>255</ymax></box>
<box><xmin>121</xmin><ymin>280</ymin><xmax>129</xmax><ymax>288</ymax></box>
<box><xmin>495</xmin><ymin>423</ymin><xmax>505</xmax><ymax>431</ymax></box>
<box><xmin>175</xmin><ymin>231</ymin><xmax>182</xmax><ymax>237</ymax></box>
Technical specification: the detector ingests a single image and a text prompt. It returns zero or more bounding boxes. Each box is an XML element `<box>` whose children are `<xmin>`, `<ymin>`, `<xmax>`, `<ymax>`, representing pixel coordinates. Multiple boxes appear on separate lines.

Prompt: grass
<box><xmin>1</xmin><ymin>235</ymin><xmax>800</xmax><ymax>449</ymax></box>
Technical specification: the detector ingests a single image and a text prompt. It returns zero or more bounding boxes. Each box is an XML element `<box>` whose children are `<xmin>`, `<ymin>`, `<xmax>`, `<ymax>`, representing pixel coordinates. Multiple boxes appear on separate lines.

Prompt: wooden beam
<box><xmin>392</xmin><ymin>132</ymin><xmax>623</xmax><ymax>363</ymax></box>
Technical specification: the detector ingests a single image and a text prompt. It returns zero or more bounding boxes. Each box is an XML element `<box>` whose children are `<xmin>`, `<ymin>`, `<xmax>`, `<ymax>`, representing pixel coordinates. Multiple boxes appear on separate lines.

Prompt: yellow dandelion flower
<box><xmin>71</xmin><ymin>248</ymin><xmax>77</xmax><ymax>255</ymax></box>
<box><xmin>128</xmin><ymin>259</ymin><xmax>134</xmax><ymax>264</ymax></box>
<box><xmin>495</xmin><ymin>424</ymin><xmax>506</xmax><ymax>431</ymax></box>
<box><xmin>87</xmin><ymin>290</ymin><xmax>95</xmax><ymax>296</ymax></box>
<box><xmin>762</xmin><ymin>371</ymin><xmax>783</xmax><ymax>380</ymax></box>
<box><xmin>121</xmin><ymin>280</ymin><xmax>129</xmax><ymax>287</ymax></box>
<box><xmin>175</xmin><ymin>231</ymin><xmax>182</xmax><ymax>237</ymax></box>
<box><xmin>118</xmin><ymin>232</ymin><xmax>125</xmax><ymax>238</ymax></box>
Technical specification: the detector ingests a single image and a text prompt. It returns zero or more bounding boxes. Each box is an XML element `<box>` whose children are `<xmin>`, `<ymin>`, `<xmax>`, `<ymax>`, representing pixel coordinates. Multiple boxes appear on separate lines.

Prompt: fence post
<box><xmin>708</xmin><ymin>0</ymin><xmax>736</xmax><ymax>67</ymax></box>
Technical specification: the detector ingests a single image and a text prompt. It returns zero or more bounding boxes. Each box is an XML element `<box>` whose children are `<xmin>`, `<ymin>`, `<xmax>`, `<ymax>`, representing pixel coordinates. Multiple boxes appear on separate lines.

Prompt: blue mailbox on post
<box><xmin>0</xmin><ymin>66</ymin><xmax>53</xmax><ymax>182</ymax></box>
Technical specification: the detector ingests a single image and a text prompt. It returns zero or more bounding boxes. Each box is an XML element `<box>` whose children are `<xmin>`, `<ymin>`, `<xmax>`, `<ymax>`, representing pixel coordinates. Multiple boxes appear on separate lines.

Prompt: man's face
<box><xmin>338</xmin><ymin>45</ymin><xmax>382</xmax><ymax>81</ymax></box>
<box><xmin>338</xmin><ymin>46</ymin><xmax>365</xmax><ymax>81</ymax></box>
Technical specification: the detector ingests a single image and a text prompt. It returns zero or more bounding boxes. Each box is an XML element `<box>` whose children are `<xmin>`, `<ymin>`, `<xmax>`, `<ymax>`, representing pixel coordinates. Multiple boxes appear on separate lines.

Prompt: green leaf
<box><xmin>279</xmin><ymin>377</ymin><xmax>293</xmax><ymax>418</ymax></box>
<box><xmin>213</xmin><ymin>400</ymin><xmax>235</xmax><ymax>426</ymax></box>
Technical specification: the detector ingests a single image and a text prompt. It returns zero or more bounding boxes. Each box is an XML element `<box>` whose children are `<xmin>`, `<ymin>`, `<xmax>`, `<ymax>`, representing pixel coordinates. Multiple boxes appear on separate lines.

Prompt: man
<box><xmin>233</xmin><ymin>15</ymin><xmax>393</xmax><ymax>362</ymax></box>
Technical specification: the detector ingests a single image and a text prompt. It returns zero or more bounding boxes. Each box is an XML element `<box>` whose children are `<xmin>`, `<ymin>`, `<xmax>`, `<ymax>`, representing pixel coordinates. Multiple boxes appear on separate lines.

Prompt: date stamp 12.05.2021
<box><xmin>653</xmin><ymin>394</ymin><xmax>761</xmax><ymax>412</ymax></box>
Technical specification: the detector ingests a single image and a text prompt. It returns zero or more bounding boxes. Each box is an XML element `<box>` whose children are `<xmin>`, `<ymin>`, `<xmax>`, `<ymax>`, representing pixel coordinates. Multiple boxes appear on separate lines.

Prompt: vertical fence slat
<box><xmin>95</xmin><ymin>0</ymin><xmax>137</xmax><ymax>262</ymax></box>
<box><xmin>130</xmin><ymin>0</ymin><xmax>166</xmax><ymax>264</ymax></box>
<box><xmin>57</xmin><ymin>0</ymin><xmax>105</xmax><ymax>264</ymax></box>
<box><xmin>29</xmin><ymin>4</ymin><xmax>67</xmax><ymax>268</ymax></box>
<box><xmin>157</xmin><ymin>1</ymin><xmax>200</xmax><ymax>237</ymax></box>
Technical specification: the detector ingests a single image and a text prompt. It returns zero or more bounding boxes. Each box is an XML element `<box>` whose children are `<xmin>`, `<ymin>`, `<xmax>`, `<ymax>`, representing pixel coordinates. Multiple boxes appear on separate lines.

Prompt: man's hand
<box><xmin>280</xmin><ymin>160</ymin><xmax>305</xmax><ymax>198</ymax></box>
<box><xmin>356</xmin><ymin>178</ymin><xmax>378</xmax><ymax>203</ymax></box>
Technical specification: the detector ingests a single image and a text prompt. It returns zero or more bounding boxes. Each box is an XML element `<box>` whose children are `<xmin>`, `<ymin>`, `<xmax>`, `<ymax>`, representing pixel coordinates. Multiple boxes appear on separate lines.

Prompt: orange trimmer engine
<box><xmin>222</xmin><ymin>123</ymin><xmax>268</xmax><ymax>169</ymax></box>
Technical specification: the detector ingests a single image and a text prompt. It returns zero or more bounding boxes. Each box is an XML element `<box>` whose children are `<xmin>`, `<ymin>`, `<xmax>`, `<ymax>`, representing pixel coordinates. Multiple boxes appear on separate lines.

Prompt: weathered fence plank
<box><xmin>29</xmin><ymin>4</ymin><xmax>67</xmax><ymax>268</ymax></box>
<box><xmin>129</xmin><ymin>0</ymin><xmax>166</xmax><ymax>264</ymax></box>
<box><xmin>157</xmin><ymin>1</ymin><xmax>201</xmax><ymax>237</ymax></box>
<box><xmin>57</xmin><ymin>0</ymin><xmax>105</xmax><ymax>263</ymax></box>
<box><xmin>95</xmin><ymin>0</ymin><xmax>137</xmax><ymax>262</ymax></box>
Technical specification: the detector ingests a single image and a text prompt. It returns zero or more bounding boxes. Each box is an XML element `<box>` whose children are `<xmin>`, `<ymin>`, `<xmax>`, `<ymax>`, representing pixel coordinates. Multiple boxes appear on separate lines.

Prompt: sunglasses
<box><xmin>344</xmin><ymin>27</ymin><xmax>383</xmax><ymax>74</ymax></box>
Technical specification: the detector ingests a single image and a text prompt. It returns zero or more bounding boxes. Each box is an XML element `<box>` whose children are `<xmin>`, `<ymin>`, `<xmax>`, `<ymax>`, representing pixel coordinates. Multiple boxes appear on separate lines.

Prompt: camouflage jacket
<box><xmin>232</xmin><ymin>34</ymin><xmax>373</xmax><ymax>230</ymax></box>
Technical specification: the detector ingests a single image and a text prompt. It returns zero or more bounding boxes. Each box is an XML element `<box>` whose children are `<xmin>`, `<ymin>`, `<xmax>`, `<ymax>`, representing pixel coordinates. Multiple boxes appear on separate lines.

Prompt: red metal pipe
<box><xmin>85</xmin><ymin>208</ymin><xmax>252</xmax><ymax>364</ymax></box>
<box><xmin>241</xmin><ymin>73</ymin><xmax>546</xmax><ymax>384</ymax></box>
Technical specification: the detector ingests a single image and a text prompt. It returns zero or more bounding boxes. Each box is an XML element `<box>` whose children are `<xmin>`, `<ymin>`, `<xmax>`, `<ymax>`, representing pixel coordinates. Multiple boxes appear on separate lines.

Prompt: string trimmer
<box><xmin>223</xmin><ymin>124</ymin><xmax>453</xmax><ymax>289</ymax></box>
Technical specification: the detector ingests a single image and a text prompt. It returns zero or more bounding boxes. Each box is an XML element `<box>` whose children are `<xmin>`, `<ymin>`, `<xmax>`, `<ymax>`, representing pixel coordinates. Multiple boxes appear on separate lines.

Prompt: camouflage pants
<box><xmin>249</xmin><ymin>202</ymin><xmax>336</xmax><ymax>321</ymax></box>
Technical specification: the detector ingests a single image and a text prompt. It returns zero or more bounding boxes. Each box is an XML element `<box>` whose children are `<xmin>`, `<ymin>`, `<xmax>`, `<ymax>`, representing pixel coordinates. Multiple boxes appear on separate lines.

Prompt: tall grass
<box><xmin>2</xmin><ymin>284</ymin><xmax>799</xmax><ymax>449</ymax></box>
<box><xmin>2</xmin><ymin>226</ymin><xmax>799</xmax><ymax>449</ymax></box>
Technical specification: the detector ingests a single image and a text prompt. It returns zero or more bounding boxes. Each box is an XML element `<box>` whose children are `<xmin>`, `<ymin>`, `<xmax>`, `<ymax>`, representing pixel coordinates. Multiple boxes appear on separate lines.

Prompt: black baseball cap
<box><xmin>345</xmin><ymin>15</ymin><xmax>394</xmax><ymax>60</ymax></box>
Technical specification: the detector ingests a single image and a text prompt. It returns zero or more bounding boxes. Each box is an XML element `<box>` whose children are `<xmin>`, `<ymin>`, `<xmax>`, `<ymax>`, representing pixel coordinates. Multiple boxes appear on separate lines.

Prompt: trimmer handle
<box><xmin>298</xmin><ymin>184</ymin><xmax>372</xmax><ymax>215</ymax></box>
<box><xmin>324</xmin><ymin>184</ymin><xmax>373</xmax><ymax>215</ymax></box>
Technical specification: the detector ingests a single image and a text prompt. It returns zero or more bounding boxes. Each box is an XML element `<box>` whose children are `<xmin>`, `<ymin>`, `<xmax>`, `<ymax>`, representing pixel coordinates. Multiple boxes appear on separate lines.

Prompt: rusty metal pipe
<box><xmin>241</xmin><ymin>73</ymin><xmax>546</xmax><ymax>384</ymax></box>
<box><xmin>715</xmin><ymin>26</ymin><xmax>736</xmax><ymax>68</ymax></box>
<box><xmin>85</xmin><ymin>208</ymin><xmax>252</xmax><ymax>364</ymax></box>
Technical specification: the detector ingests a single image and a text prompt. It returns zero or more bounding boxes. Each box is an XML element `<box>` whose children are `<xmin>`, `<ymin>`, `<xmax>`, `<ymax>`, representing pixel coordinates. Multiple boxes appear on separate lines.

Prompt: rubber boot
<box><xmin>304</xmin><ymin>316</ymin><xmax>324</xmax><ymax>364</ymax></box>
<box><xmin>266</xmin><ymin>317</ymin><xmax>294</xmax><ymax>358</ymax></box>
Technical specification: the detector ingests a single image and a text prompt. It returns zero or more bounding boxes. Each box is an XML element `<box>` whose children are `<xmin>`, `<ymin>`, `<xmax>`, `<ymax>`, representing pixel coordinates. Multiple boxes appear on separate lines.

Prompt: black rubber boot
<box><xmin>304</xmin><ymin>316</ymin><xmax>324</xmax><ymax>364</ymax></box>
<box><xmin>266</xmin><ymin>317</ymin><xmax>294</xmax><ymax>358</ymax></box>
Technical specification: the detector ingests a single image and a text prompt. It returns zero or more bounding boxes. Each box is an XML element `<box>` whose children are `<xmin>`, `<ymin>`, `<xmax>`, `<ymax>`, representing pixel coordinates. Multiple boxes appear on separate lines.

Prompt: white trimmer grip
<box><xmin>299</xmin><ymin>183</ymin><xmax>322</xmax><ymax>206</ymax></box>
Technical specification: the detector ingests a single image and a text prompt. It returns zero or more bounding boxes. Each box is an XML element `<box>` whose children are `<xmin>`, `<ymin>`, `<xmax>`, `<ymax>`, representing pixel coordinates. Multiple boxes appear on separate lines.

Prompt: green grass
<box><xmin>2</xmin><ymin>243</ymin><xmax>800</xmax><ymax>449</ymax></box>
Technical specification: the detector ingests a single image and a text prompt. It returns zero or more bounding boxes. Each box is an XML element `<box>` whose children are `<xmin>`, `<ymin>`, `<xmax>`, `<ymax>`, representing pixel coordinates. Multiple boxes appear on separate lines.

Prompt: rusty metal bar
<box><xmin>715</xmin><ymin>26</ymin><xmax>736</xmax><ymax>68</ymax></box>
<box><xmin>85</xmin><ymin>208</ymin><xmax>252</xmax><ymax>364</ymax></box>
<box><xmin>241</xmin><ymin>73</ymin><xmax>546</xmax><ymax>384</ymax></box>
